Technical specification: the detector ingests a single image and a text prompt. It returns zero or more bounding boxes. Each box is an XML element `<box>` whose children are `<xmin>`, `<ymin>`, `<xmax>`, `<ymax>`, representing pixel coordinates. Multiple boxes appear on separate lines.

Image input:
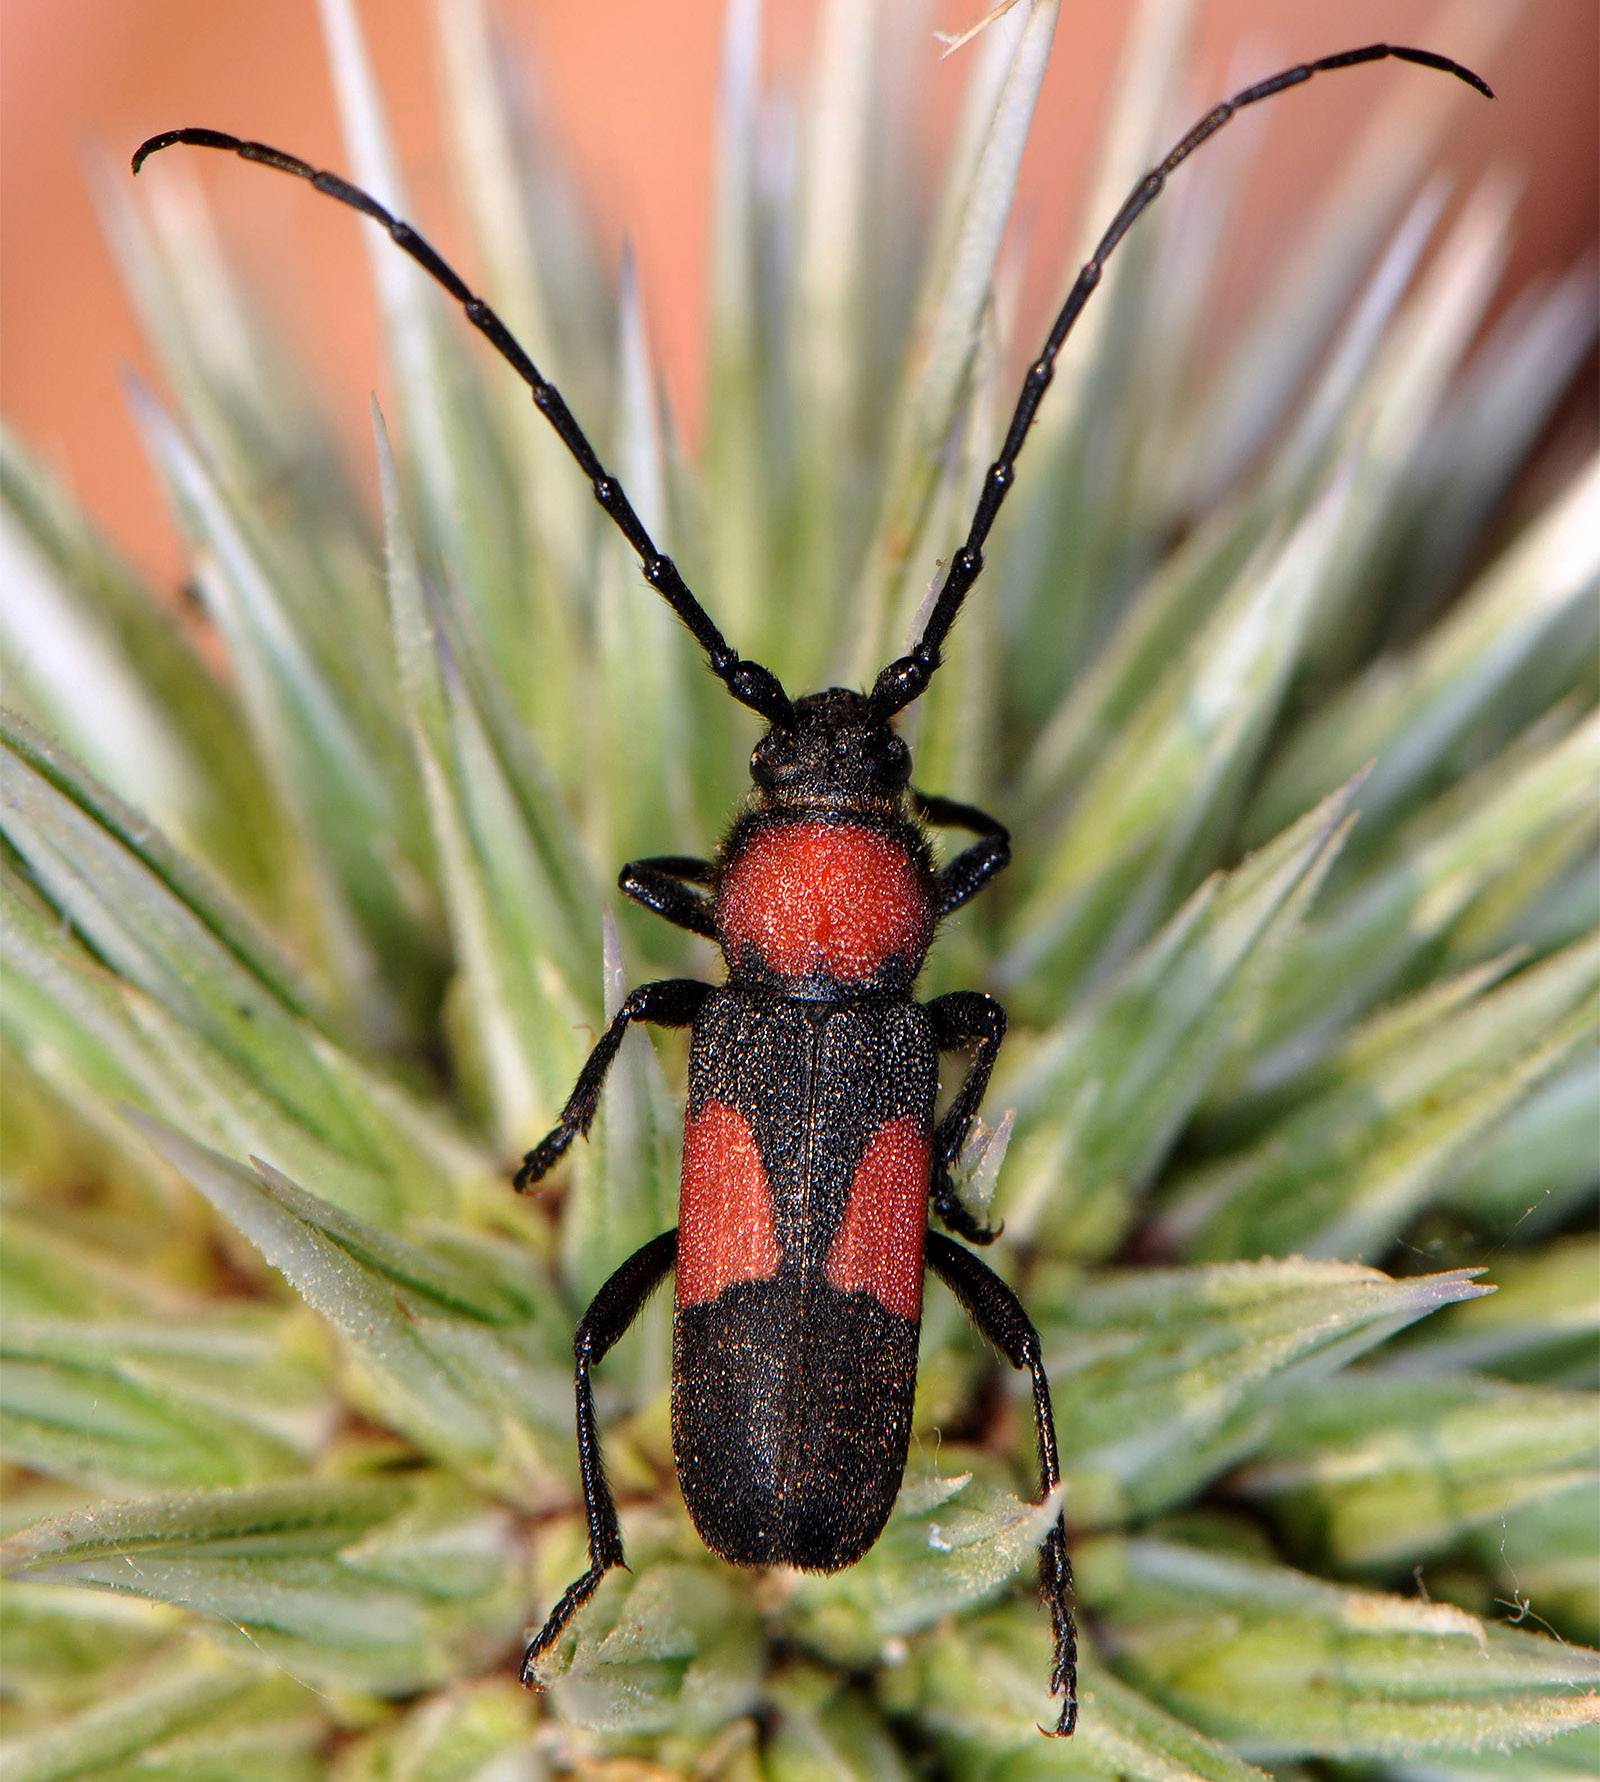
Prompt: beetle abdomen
<box><xmin>672</xmin><ymin>986</ymin><xmax>937</xmax><ymax>1568</ymax></box>
<box><xmin>673</xmin><ymin>1272</ymin><xmax>919</xmax><ymax>1568</ymax></box>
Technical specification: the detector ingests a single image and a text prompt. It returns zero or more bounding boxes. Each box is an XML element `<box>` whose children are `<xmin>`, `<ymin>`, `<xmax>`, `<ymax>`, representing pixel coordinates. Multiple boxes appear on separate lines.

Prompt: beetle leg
<box><xmin>927</xmin><ymin>991</ymin><xmax>1007</xmax><ymax>1243</ymax></box>
<box><xmin>619</xmin><ymin>855</ymin><xmax>719</xmax><ymax>938</ymax></box>
<box><xmin>915</xmin><ymin>792</ymin><xmax>1011</xmax><ymax>919</ymax></box>
<box><xmin>522</xmin><ymin>1229</ymin><xmax>680</xmax><ymax>1684</ymax></box>
<box><xmin>926</xmin><ymin>1231</ymin><xmax>1078</xmax><ymax>1736</ymax></box>
<box><xmin>517</xmin><ymin>978</ymin><xmax>710</xmax><ymax>1189</ymax></box>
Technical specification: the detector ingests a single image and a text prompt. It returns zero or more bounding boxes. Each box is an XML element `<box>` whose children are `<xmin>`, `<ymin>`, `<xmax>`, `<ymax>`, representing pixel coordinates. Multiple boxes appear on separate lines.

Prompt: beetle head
<box><xmin>749</xmin><ymin>688</ymin><xmax>911</xmax><ymax>809</ymax></box>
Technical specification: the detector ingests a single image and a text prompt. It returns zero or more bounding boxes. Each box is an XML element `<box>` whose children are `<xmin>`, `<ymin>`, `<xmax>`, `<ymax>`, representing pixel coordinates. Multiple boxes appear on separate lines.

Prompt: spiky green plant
<box><xmin>2</xmin><ymin>0</ymin><xmax>1596</xmax><ymax>1776</ymax></box>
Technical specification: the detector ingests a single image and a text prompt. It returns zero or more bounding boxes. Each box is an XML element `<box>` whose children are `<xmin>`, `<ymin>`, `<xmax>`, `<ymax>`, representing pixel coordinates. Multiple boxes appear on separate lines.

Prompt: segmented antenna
<box><xmin>866</xmin><ymin>42</ymin><xmax>1492</xmax><ymax>719</ymax></box>
<box><xmin>132</xmin><ymin>128</ymin><xmax>796</xmax><ymax>730</ymax></box>
<box><xmin>134</xmin><ymin>36</ymin><xmax>1490</xmax><ymax>727</ymax></box>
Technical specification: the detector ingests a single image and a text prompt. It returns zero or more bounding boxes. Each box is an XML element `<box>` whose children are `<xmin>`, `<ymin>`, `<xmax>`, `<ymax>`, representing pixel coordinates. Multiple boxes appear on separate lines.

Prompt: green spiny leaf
<box><xmin>1167</xmin><ymin>933</ymin><xmax>1600</xmax><ymax>1261</ymax></box>
<box><xmin>1391</xmin><ymin>1237</ymin><xmax>1599</xmax><ymax>1388</ymax></box>
<box><xmin>0</xmin><ymin>1646</ymin><xmax>322</xmax><ymax>1782</ymax></box>
<box><xmin>1</xmin><ymin>1475</ymin><xmax>526</xmax><ymax>1695</ymax></box>
<box><xmin>1085</xmin><ymin>1536</ymin><xmax>1600</xmax><ymax>1758</ymax></box>
<box><xmin>1250</xmin><ymin>455</ymin><xmax>1600</xmax><ymax>844</ymax></box>
<box><xmin>129</xmin><ymin>1119</ymin><xmax>571</xmax><ymax>1496</ymax></box>
<box><xmin>1233</xmin><ymin>1371</ymin><xmax>1598</xmax><ymax>1576</ymax></box>
<box><xmin>1</xmin><ymin>1307</ymin><xmax>329</xmax><ymax>1492</ymax></box>
<box><xmin>998</xmin><ymin>774</ymin><xmax>1357</xmax><ymax>1255</ymax></box>
<box><xmin>1001</xmin><ymin>470</ymin><xmax>1355</xmax><ymax>1004</ymax></box>
<box><xmin>1223</xmin><ymin>710</ymin><xmax>1600</xmax><ymax>1095</ymax></box>
<box><xmin>1042</xmin><ymin>1259</ymin><xmax>1487</xmax><ymax>1526</ymax></box>
<box><xmin>377</xmin><ymin>403</ymin><xmax>592</xmax><ymax>1145</ymax></box>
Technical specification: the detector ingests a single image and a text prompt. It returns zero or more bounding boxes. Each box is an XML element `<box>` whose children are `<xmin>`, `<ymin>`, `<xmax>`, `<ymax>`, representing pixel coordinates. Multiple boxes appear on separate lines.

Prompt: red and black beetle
<box><xmin>135</xmin><ymin>37</ymin><xmax>1490</xmax><ymax>1739</ymax></box>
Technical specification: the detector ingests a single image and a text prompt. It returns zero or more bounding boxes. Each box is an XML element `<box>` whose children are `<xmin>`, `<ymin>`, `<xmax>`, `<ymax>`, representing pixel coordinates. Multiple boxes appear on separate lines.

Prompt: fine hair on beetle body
<box><xmin>133</xmin><ymin>32</ymin><xmax>1491</xmax><ymax>1741</ymax></box>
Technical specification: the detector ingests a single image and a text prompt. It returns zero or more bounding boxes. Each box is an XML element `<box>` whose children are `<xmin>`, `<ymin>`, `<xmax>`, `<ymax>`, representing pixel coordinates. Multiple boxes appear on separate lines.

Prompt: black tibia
<box><xmin>928</xmin><ymin>991</ymin><xmax>1007</xmax><ymax>1245</ymax></box>
<box><xmin>619</xmin><ymin>856</ymin><xmax>718</xmax><ymax>939</ymax></box>
<box><xmin>516</xmin><ymin>979</ymin><xmax>710</xmax><ymax>1189</ymax></box>
<box><xmin>926</xmin><ymin>1232</ymin><xmax>1077</xmax><ymax>1737</ymax></box>
<box><xmin>867</xmin><ymin>44</ymin><xmax>1492</xmax><ymax>720</ymax></box>
<box><xmin>916</xmin><ymin>792</ymin><xmax>1008</xmax><ymax>838</ymax></box>
<box><xmin>130</xmin><ymin>129</ymin><xmax>796</xmax><ymax>731</ymax></box>
<box><xmin>522</xmin><ymin>1229</ymin><xmax>679</xmax><ymax>1684</ymax></box>
<box><xmin>915</xmin><ymin>792</ymin><xmax>1012</xmax><ymax>918</ymax></box>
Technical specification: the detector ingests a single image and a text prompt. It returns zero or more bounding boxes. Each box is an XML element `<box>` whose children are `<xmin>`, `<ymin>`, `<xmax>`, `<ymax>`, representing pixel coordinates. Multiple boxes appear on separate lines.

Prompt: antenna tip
<box><xmin>1393</xmin><ymin>47</ymin><xmax>1495</xmax><ymax>100</ymax></box>
<box><xmin>131</xmin><ymin>132</ymin><xmax>175</xmax><ymax>175</ymax></box>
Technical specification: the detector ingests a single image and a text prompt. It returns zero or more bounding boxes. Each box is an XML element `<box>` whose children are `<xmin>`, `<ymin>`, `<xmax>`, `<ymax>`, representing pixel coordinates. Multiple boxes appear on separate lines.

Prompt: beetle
<box><xmin>135</xmin><ymin>37</ymin><xmax>1490</xmax><ymax>1738</ymax></box>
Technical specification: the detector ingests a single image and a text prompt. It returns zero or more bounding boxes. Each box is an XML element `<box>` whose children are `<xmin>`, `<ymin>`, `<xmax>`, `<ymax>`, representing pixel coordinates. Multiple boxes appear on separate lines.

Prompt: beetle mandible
<box><xmin>134</xmin><ymin>34</ymin><xmax>1491</xmax><ymax>1738</ymax></box>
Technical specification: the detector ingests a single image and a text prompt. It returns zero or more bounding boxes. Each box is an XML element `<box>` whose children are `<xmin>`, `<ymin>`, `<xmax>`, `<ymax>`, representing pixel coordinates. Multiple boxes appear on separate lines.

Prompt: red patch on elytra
<box><xmin>675</xmin><ymin>1101</ymin><xmax>782</xmax><ymax>1307</ymax></box>
<box><xmin>825</xmin><ymin>1116</ymin><xmax>929</xmax><ymax>1320</ymax></box>
<box><xmin>718</xmin><ymin>821</ymin><xmax>932</xmax><ymax>982</ymax></box>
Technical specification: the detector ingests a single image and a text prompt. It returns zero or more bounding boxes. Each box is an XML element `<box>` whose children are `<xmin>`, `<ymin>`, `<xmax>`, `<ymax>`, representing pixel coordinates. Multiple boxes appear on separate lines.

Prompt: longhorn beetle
<box><xmin>136</xmin><ymin>37</ymin><xmax>1491</xmax><ymax>1738</ymax></box>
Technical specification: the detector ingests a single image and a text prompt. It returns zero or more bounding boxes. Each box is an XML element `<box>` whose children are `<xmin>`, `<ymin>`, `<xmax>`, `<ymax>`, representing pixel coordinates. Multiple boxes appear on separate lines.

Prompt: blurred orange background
<box><xmin>3</xmin><ymin>0</ymin><xmax>1594</xmax><ymax>596</ymax></box>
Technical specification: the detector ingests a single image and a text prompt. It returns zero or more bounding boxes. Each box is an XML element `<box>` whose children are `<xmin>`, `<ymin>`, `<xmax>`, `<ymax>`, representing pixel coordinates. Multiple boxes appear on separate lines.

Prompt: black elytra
<box><xmin>135</xmin><ymin>40</ymin><xmax>1490</xmax><ymax>1739</ymax></box>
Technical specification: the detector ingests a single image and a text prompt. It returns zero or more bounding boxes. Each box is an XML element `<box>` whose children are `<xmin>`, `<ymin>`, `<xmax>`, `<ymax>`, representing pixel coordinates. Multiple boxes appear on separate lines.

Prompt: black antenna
<box><xmin>867</xmin><ymin>43</ymin><xmax>1493</xmax><ymax>719</ymax></box>
<box><xmin>132</xmin><ymin>128</ymin><xmax>796</xmax><ymax>731</ymax></box>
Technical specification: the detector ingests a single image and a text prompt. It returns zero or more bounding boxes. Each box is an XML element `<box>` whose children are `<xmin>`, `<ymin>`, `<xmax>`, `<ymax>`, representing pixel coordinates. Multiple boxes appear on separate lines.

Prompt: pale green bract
<box><xmin>2</xmin><ymin>0</ymin><xmax>1596</xmax><ymax>1776</ymax></box>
